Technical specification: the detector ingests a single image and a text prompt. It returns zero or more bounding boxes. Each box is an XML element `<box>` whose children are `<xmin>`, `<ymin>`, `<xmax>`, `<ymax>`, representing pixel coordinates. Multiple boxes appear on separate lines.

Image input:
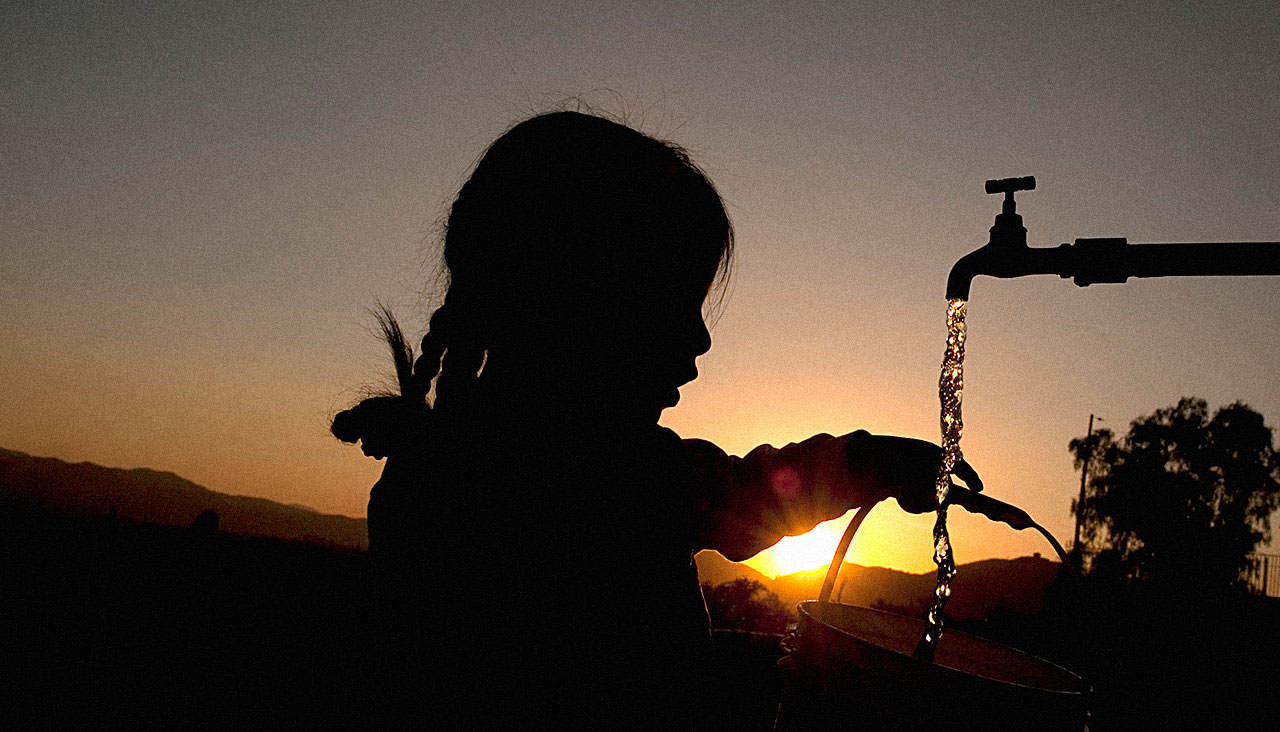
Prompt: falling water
<box><xmin>914</xmin><ymin>298</ymin><xmax>967</xmax><ymax>663</ymax></box>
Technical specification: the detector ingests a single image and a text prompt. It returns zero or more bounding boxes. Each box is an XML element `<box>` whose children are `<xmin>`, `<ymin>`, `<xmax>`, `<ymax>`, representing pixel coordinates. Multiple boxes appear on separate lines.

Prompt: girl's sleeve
<box><xmin>685</xmin><ymin>433</ymin><xmax>877</xmax><ymax>562</ymax></box>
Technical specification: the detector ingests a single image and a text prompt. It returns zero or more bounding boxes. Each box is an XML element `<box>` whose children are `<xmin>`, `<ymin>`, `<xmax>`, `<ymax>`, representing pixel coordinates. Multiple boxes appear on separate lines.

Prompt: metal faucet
<box><xmin>945</xmin><ymin>176</ymin><xmax>1280</xmax><ymax>301</ymax></box>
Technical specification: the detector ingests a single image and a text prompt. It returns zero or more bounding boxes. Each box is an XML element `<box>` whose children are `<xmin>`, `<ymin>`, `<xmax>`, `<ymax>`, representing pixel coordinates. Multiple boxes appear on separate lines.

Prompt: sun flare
<box><xmin>741</xmin><ymin>508</ymin><xmax>940</xmax><ymax>578</ymax></box>
<box><xmin>764</xmin><ymin>529</ymin><xmax>843</xmax><ymax>576</ymax></box>
<box><xmin>742</xmin><ymin>512</ymin><xmax>857</xmax><ymax>578</ymax></box>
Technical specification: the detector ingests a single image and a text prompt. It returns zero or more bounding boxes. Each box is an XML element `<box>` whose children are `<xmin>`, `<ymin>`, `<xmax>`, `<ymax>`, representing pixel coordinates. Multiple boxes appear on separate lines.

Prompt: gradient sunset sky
<box><xmin>4</xmin><ymin>2</ymin><xmax>1278</xmax><ymax>574</ymax></box>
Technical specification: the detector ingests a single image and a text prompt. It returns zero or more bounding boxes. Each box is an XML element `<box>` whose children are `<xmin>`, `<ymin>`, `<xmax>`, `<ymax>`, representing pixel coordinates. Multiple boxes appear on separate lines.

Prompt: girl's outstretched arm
<box><xmin>687</xmin><ymin>431</ymin><xmax>980</xmax><ymax>561</ymax></box>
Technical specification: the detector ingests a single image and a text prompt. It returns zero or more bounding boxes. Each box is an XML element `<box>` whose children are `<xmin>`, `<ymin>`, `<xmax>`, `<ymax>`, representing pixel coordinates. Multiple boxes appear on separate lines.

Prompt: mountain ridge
<box><xmin>2</xmin><ymin>446</ymin><xmax>1060</xmax><ymax>618</ymax></box>
<box><xmin>0</xmin><ymin>447</ymin><xmax>368</xmax><ymax>549</ymax></box>
<box><xmin>696</xmin><ymin>551</ymin><xmax>1062</xmax><ymax>620</ymax></box>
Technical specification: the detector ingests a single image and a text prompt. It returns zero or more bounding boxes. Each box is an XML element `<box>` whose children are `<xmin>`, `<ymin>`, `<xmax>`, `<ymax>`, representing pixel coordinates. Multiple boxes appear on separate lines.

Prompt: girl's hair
<box><xmin>333</xmin><ymin>111</ymin><xmax>734</xmax><ymax>451</ymax></box>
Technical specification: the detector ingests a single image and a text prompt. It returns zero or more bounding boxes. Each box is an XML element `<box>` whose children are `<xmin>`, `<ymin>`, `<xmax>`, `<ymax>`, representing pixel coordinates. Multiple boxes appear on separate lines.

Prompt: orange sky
<box><xmin>3</xmin><ymin>4</ymin><xmax>1278</xmax><ymax>575</ymax></box>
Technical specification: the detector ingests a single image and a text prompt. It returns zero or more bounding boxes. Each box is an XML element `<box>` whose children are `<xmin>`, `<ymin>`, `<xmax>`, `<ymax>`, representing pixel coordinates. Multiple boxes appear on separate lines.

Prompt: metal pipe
<box><xmin>946</xmin><ymin>239</ymin><xmax>1280</xmax><ymax>300</ymax></box>
<box><xmin>1075</xmin><ymin>240</ymin><xmax>1280</xmax><ymax>285</ymax></box>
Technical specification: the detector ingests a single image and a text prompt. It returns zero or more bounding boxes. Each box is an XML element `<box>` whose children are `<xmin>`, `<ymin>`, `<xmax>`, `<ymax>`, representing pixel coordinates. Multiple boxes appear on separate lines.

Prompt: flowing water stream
<box><xmin>914</xmin><ymin>298</ymin><xmax>967</xmax><ymax>662</ymax></box>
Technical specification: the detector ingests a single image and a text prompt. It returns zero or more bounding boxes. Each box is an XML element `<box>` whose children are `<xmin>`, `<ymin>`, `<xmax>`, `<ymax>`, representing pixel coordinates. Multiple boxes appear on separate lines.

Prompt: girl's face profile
<box><xmin>579</xmin><ymin>257</ymin><xmax>715</xmax><ymax>420</ymax></box>
<box><xmin>452</xmin><ymin>113</ymin><xmax>731</xmax><ymax>423</ymax></box>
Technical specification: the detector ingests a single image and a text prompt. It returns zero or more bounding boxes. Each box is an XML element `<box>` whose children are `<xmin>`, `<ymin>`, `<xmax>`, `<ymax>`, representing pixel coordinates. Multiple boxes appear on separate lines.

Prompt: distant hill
<box><xmin>0</xmin><ymin>446</ymin><xmax>1060</xmax><ymax>613</ymax></box>
<box><xmin>695</xmin><ymin>551</ymin><xmax>1063</xmax><ymax>621</ymax></box>
<box><xmin>694</xmin><ymin>550</ymin><xmax>774</xmax><ymax>587</ymax></box>
<box><xmin>0</xmin><ymin>448</ymin><xmax>368</xmax><ymax>549</ymax></box>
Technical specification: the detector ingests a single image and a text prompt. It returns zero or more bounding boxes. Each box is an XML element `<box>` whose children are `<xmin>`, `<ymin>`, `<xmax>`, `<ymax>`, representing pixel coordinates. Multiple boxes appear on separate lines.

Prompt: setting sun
<box><xmin>742</xmin><ymin>507</ymin><xmax>943</xmax><ymax>577</ymax></box>
<box><xmin>747</xmin><ymin>521</ymin><xmax>847</xmax><ymax>577</ymax></box>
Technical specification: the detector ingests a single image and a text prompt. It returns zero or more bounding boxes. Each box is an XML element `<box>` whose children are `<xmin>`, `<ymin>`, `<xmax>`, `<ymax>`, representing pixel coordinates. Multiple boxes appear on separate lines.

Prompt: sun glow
<box><xmin>741</xmin><ymin>508</ymin><xmax>940</xmax><ymax>578</ymax></box>
<box><xmin>742</xmin><ymin>511</ymin><xmax>859</xmax><ymax>578</ymax></box>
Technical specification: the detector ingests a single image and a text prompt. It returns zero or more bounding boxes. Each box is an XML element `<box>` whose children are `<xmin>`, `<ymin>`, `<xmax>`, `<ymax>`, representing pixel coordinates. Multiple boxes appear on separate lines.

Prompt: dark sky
<box><xmin>3</xmin><ymin>1</ymin><xmax>1278</xmax><ymax>572</ymax></box>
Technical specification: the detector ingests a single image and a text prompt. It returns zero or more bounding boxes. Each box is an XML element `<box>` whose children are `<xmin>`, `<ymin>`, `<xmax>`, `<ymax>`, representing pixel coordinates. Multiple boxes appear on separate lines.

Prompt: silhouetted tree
<box><xmin>1070</xmin><ymin>398</ymin><xmax>1280</xmax><ymax>594</ymax></box>
<box><xmin>701</xmin><ymin>579</ymin><xmax>792</xmax><ymax>634</ymax></box>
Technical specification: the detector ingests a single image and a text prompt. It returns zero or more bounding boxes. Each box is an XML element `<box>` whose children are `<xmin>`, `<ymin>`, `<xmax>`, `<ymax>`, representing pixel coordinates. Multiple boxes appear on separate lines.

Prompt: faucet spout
<box><xmin>946</xmin><ymin>238</ymin><xmax>1280</xmax><ymax>301</ymax></box>
<box><xmin>946</xmin><ymin>242</ymin><xmax>1076</xmax><ymax>301</ymax></box>
<box><xmin>946</xmin><ymin>176</ymin><xmax>1280</xmax><ymax>300</ymax></box>
<box><xmin>946</xmin><ymin>175</ymin><xmax>1072</xmax><ymax>300</ymax></box>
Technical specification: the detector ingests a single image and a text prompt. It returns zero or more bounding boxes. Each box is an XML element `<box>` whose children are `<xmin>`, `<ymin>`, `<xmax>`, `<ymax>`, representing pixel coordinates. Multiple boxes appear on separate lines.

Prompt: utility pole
<box><xmin>1072</xmin><ymin>414</ymin><xmax>1101</xmax><ymax>555</ymax></box>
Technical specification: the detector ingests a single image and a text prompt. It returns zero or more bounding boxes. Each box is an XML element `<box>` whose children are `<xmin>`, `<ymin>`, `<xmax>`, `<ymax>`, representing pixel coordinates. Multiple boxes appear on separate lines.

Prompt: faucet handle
<box><xmin>985</xmin><ymin>176</ymin><xmax>1036</xmax><ymax>195</ymax></box>
<box><xmin>986</xmin><ymin>175</ymin><xmax>1037</xmax><ymax>217</ymax></box>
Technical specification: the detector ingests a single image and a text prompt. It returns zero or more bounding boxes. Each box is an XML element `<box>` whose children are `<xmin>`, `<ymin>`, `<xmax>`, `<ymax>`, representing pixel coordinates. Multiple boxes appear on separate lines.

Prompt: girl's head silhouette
<box><xmin>335</xmin><ymin>111</ymin><xmax>733</xmax><ymax>450</ymax></box>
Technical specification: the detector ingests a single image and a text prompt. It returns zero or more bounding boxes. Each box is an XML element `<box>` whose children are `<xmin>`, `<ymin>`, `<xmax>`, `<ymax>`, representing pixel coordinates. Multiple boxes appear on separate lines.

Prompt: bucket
<box><xmin>775</xmin><ymin>505</ymin><xmax>1088</xmax><ymax>732</ymax></box>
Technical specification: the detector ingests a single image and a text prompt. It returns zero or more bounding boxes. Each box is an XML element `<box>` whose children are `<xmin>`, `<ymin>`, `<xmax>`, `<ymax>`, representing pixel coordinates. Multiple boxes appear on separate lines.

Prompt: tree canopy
<box><xmin>1070</xmin><ymin>397</ymin><xmax>1280</xmax><ymax>594</ymax></box>
<box><xmin>701</xmin><ymin>578</ymin><xmax>792</xmax><ymax>634</ymax></box>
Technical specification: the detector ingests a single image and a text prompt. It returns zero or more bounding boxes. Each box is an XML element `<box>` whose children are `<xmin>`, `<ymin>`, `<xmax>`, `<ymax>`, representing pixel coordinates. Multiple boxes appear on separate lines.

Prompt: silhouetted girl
<box><xmin>333</xmin><ymin>111</ymin><xmax>977</xmax><ymax>730</ymax></box>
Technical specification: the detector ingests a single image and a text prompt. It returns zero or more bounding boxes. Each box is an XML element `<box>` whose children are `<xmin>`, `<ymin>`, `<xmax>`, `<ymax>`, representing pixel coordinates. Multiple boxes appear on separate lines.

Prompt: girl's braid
<box><xmin>407</xmin><ymin>302</ymin><xmax>452</xmax><ymax>404</ymax></box>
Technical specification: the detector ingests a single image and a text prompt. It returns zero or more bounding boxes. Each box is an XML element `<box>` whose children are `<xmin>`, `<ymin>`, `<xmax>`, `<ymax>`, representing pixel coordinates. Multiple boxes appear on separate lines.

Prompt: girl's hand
<box><xmin>845</xmin><ymin>430</ymin><xmax>982</xmax><ymax>513</ymax></box>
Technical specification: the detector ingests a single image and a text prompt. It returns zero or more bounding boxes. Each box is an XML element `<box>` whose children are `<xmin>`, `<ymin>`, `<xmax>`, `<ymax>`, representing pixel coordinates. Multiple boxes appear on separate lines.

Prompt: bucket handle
<box><xmin>817</xmin><ymin>504</ymin><xmax>874</xmax><ymax>603</ymax></box>
<box><xmin>816</xmin><ymin>487</ymin><xmax>1074</xmax><ymax>605</ymax></box>
<box><xmin>812</xmin><ymin>487</ymin><xmax>1096</xmax><ymax>715</ymax></box>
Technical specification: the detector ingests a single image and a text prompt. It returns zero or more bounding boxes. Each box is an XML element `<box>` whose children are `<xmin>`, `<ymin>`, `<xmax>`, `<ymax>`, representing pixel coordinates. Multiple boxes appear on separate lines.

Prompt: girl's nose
<box><xmin>690</xmin><ymin>318</ymin><xmax>711</xmax><ymax>357</ymax></box>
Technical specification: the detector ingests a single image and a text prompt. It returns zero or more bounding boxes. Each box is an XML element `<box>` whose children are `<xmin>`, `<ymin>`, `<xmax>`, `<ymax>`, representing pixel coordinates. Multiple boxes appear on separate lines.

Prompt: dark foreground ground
<box><xmin>0</xmin><ymin>504</ymin><xmax>782</xmax><ymax>731</ymax></box>
<box><xmin>2</xmin><ymin>503</ymin><xmax>1277</xmax><ymax>731</ymax></box>
<box><xmin>2</xmin><ymin>504</ymin><xmax>377</xmax><ymax>729</ymax></box>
